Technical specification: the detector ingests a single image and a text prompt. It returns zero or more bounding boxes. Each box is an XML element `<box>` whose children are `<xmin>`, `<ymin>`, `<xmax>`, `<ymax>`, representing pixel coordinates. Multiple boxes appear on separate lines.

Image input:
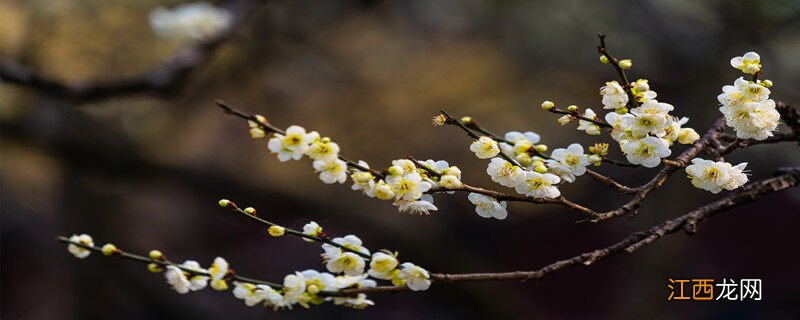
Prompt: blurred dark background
<box><xmin>2</xmin><ymin>0</ymin><xmax>800</xmax><ymax>319</ymax></box>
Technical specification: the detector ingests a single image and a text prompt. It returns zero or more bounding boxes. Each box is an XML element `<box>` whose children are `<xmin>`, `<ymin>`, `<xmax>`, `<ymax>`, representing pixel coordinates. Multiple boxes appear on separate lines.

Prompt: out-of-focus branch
<box><xmin>0</xmin><ymin>0</ymin><xmax>262</xmax><ymax>103</ymax></box>
<box><xmin>337</xmin><ymin>169</ymin><xmax>799</xmax><ymax>296</ymax></box>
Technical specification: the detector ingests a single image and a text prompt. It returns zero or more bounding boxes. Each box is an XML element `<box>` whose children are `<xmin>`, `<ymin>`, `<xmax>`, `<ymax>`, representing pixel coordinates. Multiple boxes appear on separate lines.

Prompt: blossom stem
<box><xmin>439</xmin><ymin>109</ymin><xmax>523</xmax><ymax>167</ymax></box>
<box><xmin>55</xmin><ymin>236</ymin><xmax>283</xmax><ymax>288</ymax></box>
<box><xmin>216</xmin><ymin>100</ymin><xmax>384</xmax><ymax>178</ymax></box>
<box><xmin>221</xmin><ymin>199</ymin><xmax>373</xmax><ymax>260</ymax></box>
<box><xmin>545</xmin><ymin>107</ymin><xmax>613</xmax><ymax>128</ymax></box>
<box><xmin>596</xmin><ymin>33</ymin><xmax>640</xmax><ymax>109</ymax></box>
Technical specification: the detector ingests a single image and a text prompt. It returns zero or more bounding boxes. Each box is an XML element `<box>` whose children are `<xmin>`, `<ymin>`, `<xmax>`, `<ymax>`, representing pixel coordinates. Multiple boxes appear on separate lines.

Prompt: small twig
<box><xmin>222</xmin><ymin>199</ymin><xmax>372</xmax><ymax>260</ymax></box>
<box><xmin>1</xmin><ymin>0</ymin><xmax>261</xmax><ymax>103</ymax></box>
<box><xmin>56</xmin><ymin>236</ymin><xmax>282</xmax><ymax>288</ymax></box>
<box><xmin>216</xmin><ymin>101</ymin><xmax>385</xmax><ymax>178</ymax></box>
<box><xmin>596</xmin><ymin>34</ymin><xmax>639</xmax><ymax>110</ymax></box>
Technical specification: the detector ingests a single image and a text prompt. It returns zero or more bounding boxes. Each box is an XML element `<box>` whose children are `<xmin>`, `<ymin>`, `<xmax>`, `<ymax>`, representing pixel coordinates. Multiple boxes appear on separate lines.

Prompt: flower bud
<box><xmin>387</xmin><ymin>165</ymin><xmax>404</xmax><ymax>176</ymax></box>
<box><xmin>633</xmin><ymin>79</ymin><xmax>649</xmax><ymax>93</ymax></box>
<box><xmin>531</xmin><ymin>160</ymin><xmax>545</xmax><ymax>168</ymax></box>
<box><xmin>534</xmin><ymin>144</ymin><xmax>548</xmax><ymax>153</ymax></box>
<box><xmin>586</xmin><ymin>125</ymin><xmax>601</xmax><ymax>135</ymax></box>
<box><xmin>147</xmin><ymin>263</ymin><xmax>163</xmax><ymax>273</ymax></box>
<box><xmin>534</xmin><ymin>164</ymin><xmax>548</xmax><ymax>173</ymax></box>
<box><xmin>443</xmin><ymin>166</ymin><xmax>461</xmax><ymax>177</ymax></box>
<box><xmin>218</xmin><ymin>199</ymin><xmax>230</xmax><ymax>207</ymax></box>
<box><xmin>432</xmin><ymin>114</ymin><xmax>447</xmax><ymax>126</ymax></box>
<box><xmin>761</xmin><ymin>79</ymin><xmax>773</xmax><ymax>87</ymax></box>
<box><xmin>211</xmin><ymin>279</ymin><xmax>229</xmax><ymax>291</ymax></box>
<box><xmin>566</xmin><ymin>105</ymin><xmax>579</xmax><ymax>112</ymax></box>
<box><xmin>588</xmin><ymin>154</ymin><xmax>602</xmax><ymax>166</ymax></box>
<box><xmin>352</xmin><ymin>171</ymin><xmax>373</xmax><ymax>183</ymax></box>
<box><xmin>149</xmin><ymin>250</ymin><xmax>164</xmax><ymax>260</ymax></box>
<box><xmin>599</xmin><ymin>55</ymin><xmax>609</xmax><ymax>64</ymax></box>
<box><xmin>615</xmin><ymin>107</ymin><xmax>628</xmax><ymax>114</ymax></box>
<box><xmin>541</xmin><ymin>101</ymin><xmax>555</xmax><ymax>110</ymax></box>
<box><xmin>249</xmin><ymin>128</ymin><xmax>266</xmax><ymax>139</ymax></box>
<box><xmin>268</xmin><ymin>226</ymin><xmax>285</xmax><ymax>237</ymax></box>
<box><xmin>101</xmin><ymin>243</ymin><xmax>118</xmax><ymax>256</ymax></box>
<box><xmin>307</xmin><ymin>284</ymin><xmax>320</xmax><ymax>295</ymax></box>
<box><xmin>619</xmin><ymin>59</ymin><xmax>632</xmax><ymax>69</ymax></box>
<box><xmin>677</xmin><ymin>128</ymin><xmax>700</xmax><ymax>144</ymax></box>
<box><xmin>243</xmin><ymin>207</ymin><xmax>256</xmax><ymax>215</ymax></box>
<box><xmin>374</xmin><ymin>182</ymin><xmax>395</xmax><ymax>200</ymax></box>
<box><xmin>557</xmin><ymin>115</ymin><xmax>571</xmax><ymax>125</ymax></box>
<box><xmin>515</xmin><ymin>153</ymin><xmax>532</xmax><ymax>166</ymax></box>
<box><xmin>460</xmin><ymin>116</ymin><xmax>472</xmax><ymax>124</ymax></box>
<box><xmin>440</xmin><ymin>174</ymin><xmax>462</xmax><ymax>189</ymax></box>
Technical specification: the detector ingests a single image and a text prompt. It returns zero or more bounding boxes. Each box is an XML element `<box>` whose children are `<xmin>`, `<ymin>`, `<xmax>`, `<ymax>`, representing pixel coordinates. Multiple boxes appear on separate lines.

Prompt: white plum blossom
<box><xmin>298</xmin><ymin>269</ymin><xmax>337</xmax><ymax>295</ymax></box>
<box><xmin>730</xmin><ymin>52</ymin><xmax>761</xmax><ymax>75</ymax></box>
<box><xmin>385</xmin><ymin>171</ymin><xmax>432</xmax><ymax>201</ymax></box>
<box><xmin>545</xmin><ymin>159</ymin><xmax>576</xmax><ymax>183</ymax></box>
<box><xmin>208</xmin><ymin>257</ymin><xmax>229</xmax><ymax>290</ymax></box>
<box><xmin>281</xmin><ymin>272</ymin><xmax>307</xmax><ymax>305</ymax></box>
<box><xmin>165</xmin><ymin>265</ymin><xmax>192</xmax><ymax>294</ymax></box>
<box><xmin>470</xmin><ymin>136</ymin><xmax>500</xmax><ymax>159</ymax></box>
<box><xmin>620</xmin><ymin>136</ymin><xmax>671</xmax><ymax>168</ymax></box>
<box><xmin>486</xmin><ymin>158</ymin><xmax>526</xmax><ymax>187</ymax></box>
<box><xmin>627</xmin><ymin>100</ymin><xmax>674</xmax><ymax>138</ymax></box>
<box><xmin>268</xmin><ymin>125</ymin><xmax>314</xmax><ymax>161</ymax></box>
<box><xmin>515</xmin><ymin>171</ymin><xmax>561</xmax><ymax>198</ymax></box>
<box><xmin>368</xmin><ymin>252</ymin><xmax>399</xmax><ymax>280</ymax></box>
<box><xmin>332</xmin><ymin>293</ymin><xmax>374</xmax><ymax>309</ymax></box>
<box><xmin>179</xmin><ymin>260</ymin><xmax>209</xmax><ymax>291</ymax></box>
<box><xmin>505</xmin><ymin>131</ymin><xmax>541</xmax><ymax>145</ymax></box>
<box><xmin>306</xmin><ymin>133</ymin><xmax>340</xmax><ymax>162</ymax></box>
<box><xmin>397</xmin><ymin>263</ymin><xmax>431</xmax><ymax>291</ymax></box>
<box><xmin>302</xmin><ymin>221</ymin><xmax>323</xmax><ymax>240</ymax></box>
<box><xmin>325</xmin><ymin>252</ymin><xmax>366</xmax><ymax>276</ymax></box>
<box><xmin>467</xmin><ymin>193</ymin><xmax>508</xmax><ymax>220</ymax></box>
<box><xmin>577</xmin><ymin>109</ymin><xmax>602</xmax><ymax>135</ymax></box>
<box><xmin>350</xmin><ymin>161</ymin><xmax>376</xmax><ymax>197</ymax></box>
<box><xmin>312</xmin><ymin>159</ymin><xmax>348</xmax><ymax>184</ymax></box>
<box><xmin>631</xmin><ymin>79</ymin><xmax>657</xmax><ymax>102</ymax></box>
<box><xmin>149</xmin><ymin>2</ymin><xmax>232</xmax><ymax>41</ymax></box>
<box><xmin>600</xmin><ymin>81</ymin><xmax>629</xmax><ymax>109</ymax></box>
<box><xmin>67</xmin><ymin>234</ymin><xmax>94</xmax><ymax>259</ymax></box>
<box><xmin>395</xmin><ymin>195</ymin><xmax>438</xmax><ymax>215</ymax></box>
<box><xmin>549</xmin><ymin>143</ymin><xmax>589</xmax><ymax>177</ymax></box>
<box><xmin>718</xmin><ymin>78</ymin><xmax>780</xmax><ymax>140</ymax></box>
<box><xmin>322</xmin><ymin>235</ymin><xmax>370</xmax><ymax>276</ymax></box>
<box><xmin>686</xmin><ymin>158</ymin><xmax>749</xmax><ymax>193</ymax></box>
<box><xmin>605</xmin><ymin>112</ymin><xmax>635</xmax><ymax>142</ymax></box>
<box><xmin>232</xmin><ymin>282</ymin><xmax>279</xmax><ymax>307</ymax></box>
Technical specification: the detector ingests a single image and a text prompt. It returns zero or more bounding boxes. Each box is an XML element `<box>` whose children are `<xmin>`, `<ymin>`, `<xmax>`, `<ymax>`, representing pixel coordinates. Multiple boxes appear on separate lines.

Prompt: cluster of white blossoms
<box><xmin>149</xmin><ymin>2</ymin><xmax>232</xmax><ymax>41</ymax></box>
<box><xmin>602</xmin><ymin>85</ymin><xmax>699</xmax><ymax>167</ymax></box>
<box><xmin>718</xmin><ymin>52</ymin><xmax>780</xmax><ymax>140</ymax></box>
<box><xmin>65</xmin><ymin>227</ymin><xmax>432</xmax><ymax>310</ymax></box>
<box><xmin>257</xmin><ymin>122</ymin><xmax>463</xmax><ymax>215</ymax></box>
<box><xmin>464</xmin><ymin>130</ymin><xmax>602</xmax><ymax>219</ymax></box>
<box><xmin>685</xmin><ymin>158</ymin><xmax>748</xmax><ymax>193</ymax></box>
<box><xmin>551</xmin><ymin>77</ymin><xmax>699</xmax><ymax>169</ymax></box>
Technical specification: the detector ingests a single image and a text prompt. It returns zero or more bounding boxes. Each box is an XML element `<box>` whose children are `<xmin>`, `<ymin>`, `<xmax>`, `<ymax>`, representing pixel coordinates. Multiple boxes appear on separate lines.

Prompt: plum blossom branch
<box><xmin>338</xmin><ymin>169</ymin><xmax>799</xmax><ymax>295</ymax></box>
<box><xmin>56</xmin><ymin>236</ymin><xmax>281</xmax><ymax>288</ymax></box>
<box><xmin>220</xmin><ymin>199</ymin><xmax>372</xmax><ymax>259</ymax></box>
